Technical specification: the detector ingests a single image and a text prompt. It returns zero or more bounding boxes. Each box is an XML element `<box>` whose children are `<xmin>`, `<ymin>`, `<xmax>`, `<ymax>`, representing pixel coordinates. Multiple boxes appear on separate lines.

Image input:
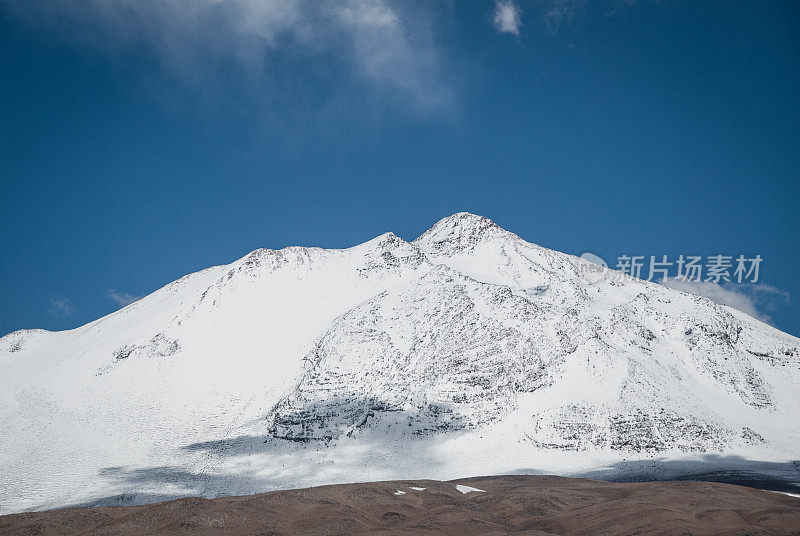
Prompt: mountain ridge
<box><xmin>1</xmin><ymin>212</ymin><xmax>798</xmax><ymax>514</ymax></box>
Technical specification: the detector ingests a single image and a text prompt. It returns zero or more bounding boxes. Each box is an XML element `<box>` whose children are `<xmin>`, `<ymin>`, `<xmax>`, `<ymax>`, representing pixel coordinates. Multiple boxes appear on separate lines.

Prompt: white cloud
<box><xmin>660</xmin><ymin>278</ymin><xmax>790</xmax><ymax>326</ymax></box>
<box><xmin>48</xmin><ymin>296</ymin><xmax>76</xmax><ymax>318</ymax></box>
<box><xmin>0</xmin><ymin>0</ymin><xmax>452</xmax><ymax>114</ymax></box>
<box><xmin>336</xmin><ymin>1</ymin><xmax>452</xmax><ymax>112</ymax></box>
<box><xmin>493</xmin><ymin>1</ymin><xmax>522</xmax><ymax>36</ymax></box>
<box><xmin>107</xmin><ymin>290</ymin><xmax>143</xmax><ymax>308</ymax></box>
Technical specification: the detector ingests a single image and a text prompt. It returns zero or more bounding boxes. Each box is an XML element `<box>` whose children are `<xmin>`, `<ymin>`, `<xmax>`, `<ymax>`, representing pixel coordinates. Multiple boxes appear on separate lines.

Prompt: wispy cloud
<box><xmin>543</xmin><ymin>0</ymin><xmax>583</xmax><ymax>33</ymax></box>
<box><xmin>660</xmin><ymin>278</ymin><xmax>790</xmax><ymax>326</ymax></box>
<box><xmin>0</xmin><ymin>0</ymin><xmax>452</xmax><ymax>114</ymax></box>
<box><xmin>605</xmin><ymin>0</ymin><xmax>642</xmax><ymax>18</ymax></box>
<box><xmin>493</xmin><ymin>1</ymin><xmax>522</xmax><ymax>36</ymax></box>
<box><xmin>107</xmin><ymin>290</ymin><xmax>143</xmax><ymax>308</ymax></box>
<box><xmin>48</xmin><ymin>296</ymin><xmax>76</xmax><ymax>318</ymax></box>
<box><xmin>540</xmin><ymin>0</ymin><xmax>662</xmax><ymax>32</ymax></box>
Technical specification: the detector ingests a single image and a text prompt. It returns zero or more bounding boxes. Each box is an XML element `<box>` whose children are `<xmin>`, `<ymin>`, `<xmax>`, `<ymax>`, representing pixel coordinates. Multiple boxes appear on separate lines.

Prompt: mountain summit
<box><xmin>1</xmin><ymin>214</ymin><xmax>798</xmax><ymax>513</ymax></box>
<box><xmin>414</xmin><ymin>212</ymin><xmax>508</xmax><ymax>252</ymax></box>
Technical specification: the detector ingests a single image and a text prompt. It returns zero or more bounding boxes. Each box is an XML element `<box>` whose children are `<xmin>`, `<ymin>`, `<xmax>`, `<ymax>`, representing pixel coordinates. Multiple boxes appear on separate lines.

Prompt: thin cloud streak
<box><xmin>660</xmin><ymin>277</ymin><xmax>790</xmax><ymax>326</ymax></box>
<box><xmin>48</xmin><ymin>296</ymin><xmax>76</xmax><ymax>318</ymax></box>
<box><xmin>107</xmin><ymin>290</ymin><xmax>143</xmax><ymax>308</ymax></box>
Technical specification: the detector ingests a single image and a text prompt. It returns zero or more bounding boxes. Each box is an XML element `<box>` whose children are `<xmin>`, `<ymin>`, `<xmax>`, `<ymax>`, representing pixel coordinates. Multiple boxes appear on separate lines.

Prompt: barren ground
<box><xmin>2</xmin><ymin>475</ymin><xmax>800</xmax><ymax>535</ymax></box>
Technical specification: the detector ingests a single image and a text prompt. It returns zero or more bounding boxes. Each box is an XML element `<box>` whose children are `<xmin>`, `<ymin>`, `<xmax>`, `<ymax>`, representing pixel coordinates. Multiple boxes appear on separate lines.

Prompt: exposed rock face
<box><xmin>266</xmin><ymin>213</ymin><xmax>798</xmax><ymax>453</ymax></box>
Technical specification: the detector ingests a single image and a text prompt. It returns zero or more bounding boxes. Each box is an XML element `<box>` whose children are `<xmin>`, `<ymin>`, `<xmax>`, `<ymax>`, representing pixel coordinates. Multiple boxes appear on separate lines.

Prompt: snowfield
<box><xmin>1</xmin><ymin>213</ymin><xmax>799</xmax><ymax>513</ymax></box>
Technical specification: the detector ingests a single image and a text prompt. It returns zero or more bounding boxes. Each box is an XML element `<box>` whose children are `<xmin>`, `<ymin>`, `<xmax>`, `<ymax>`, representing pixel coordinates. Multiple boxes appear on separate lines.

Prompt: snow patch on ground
<box><xmin>456</xmin><ymin>485</ymin><xmax>485</xmax><ymax>494</ymax></box>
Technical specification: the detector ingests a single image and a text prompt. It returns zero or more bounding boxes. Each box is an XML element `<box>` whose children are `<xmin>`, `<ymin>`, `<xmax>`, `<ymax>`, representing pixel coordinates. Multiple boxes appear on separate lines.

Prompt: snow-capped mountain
<box><xmin>1</xmin><ymin>213</ymin><xmax>798</xmax><ymax>513</ymax></box>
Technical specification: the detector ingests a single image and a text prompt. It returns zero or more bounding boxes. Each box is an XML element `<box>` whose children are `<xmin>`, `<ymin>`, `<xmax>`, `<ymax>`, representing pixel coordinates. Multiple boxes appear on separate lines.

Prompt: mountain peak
<box><xmin>431</xmin><ymin>211</ymin><xmax>497</xmax><ymax>229</ymax></box>
<box><xmin>413</xmin><ymin>212</ymin><xmax>517</xmax><ymax>254</ymax></box>
<box><xmin>369</xmin><ymin>231</ymin><xmax>404</xmax><ymax>247</ymax></box>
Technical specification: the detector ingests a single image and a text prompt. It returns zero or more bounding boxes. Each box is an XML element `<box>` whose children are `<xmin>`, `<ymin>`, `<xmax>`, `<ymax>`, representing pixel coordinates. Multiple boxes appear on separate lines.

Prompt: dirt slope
<box><xmin>2</xmin><ymin>475</ymin><xmax>800</xmax><ymax>535</ymax></box>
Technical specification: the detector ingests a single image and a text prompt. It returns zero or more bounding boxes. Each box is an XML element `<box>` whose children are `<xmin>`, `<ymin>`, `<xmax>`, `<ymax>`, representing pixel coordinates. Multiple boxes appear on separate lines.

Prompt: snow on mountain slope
<box><xmin>0</xmin><ymin>233</ymin><xmax>430</xmax><ymax>512</ymax></box>
<box><xmin>1</xmin><ymin>213</ymin><xmax>798</xmax><ymax>513</ymax></box>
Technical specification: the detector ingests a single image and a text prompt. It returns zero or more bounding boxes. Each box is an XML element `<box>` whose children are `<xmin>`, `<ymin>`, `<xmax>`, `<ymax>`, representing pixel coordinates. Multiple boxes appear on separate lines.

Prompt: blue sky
<box><xmin>1</xmin><ymin>0</ymin><xmax>798</xmax><ymax>336</ymax></box>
